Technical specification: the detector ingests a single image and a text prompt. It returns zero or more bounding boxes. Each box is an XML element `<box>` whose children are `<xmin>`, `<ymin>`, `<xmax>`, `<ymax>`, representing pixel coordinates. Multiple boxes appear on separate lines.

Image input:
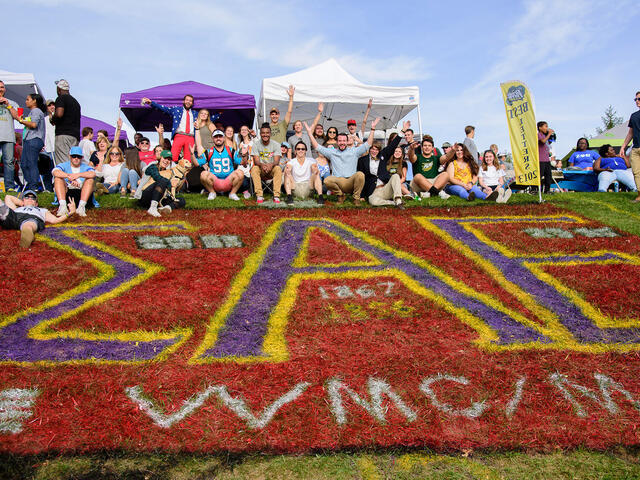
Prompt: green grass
<box><xmin>2</xmin><ymin>449</ymin><xmax>640</xmax><ymax>480</ymax></box>
<box><xmin>2</xmin><ymin>189</ymin><xmax>640</xmax><ymax>479</ymax></box>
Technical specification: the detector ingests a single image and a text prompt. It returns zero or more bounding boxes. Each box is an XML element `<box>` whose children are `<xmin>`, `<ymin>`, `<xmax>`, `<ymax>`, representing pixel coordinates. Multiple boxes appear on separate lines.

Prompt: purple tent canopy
<box><xmin>119</xmin><ymin>81</ymin><xmax>256</xmax><ymax>132</ymax></box>
<box><xmin>81</xmin><ymin>115</ymin><xmax>129</xmax><ymax>143</ymax></box>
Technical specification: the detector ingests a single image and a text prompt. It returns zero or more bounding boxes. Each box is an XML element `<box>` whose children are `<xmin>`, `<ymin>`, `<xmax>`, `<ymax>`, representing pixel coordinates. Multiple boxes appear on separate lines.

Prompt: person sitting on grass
<box><xmin>594</xmin><ymin>144</ymin><xmax>637</xmax><ymax>193</ymax></box>
<box><xmin>284</xmin><ymin>141</ymin><xmax>324</xmax><ymax>206</ymax></box>
<box><xmin>94</xmin><ymin>145</ymin><xmax>124</xmax><ymax>194</ymax></box>
<box><xmin>190</xmin><ymin>125</ymin><xmax>245</xmax><ymax>201</ymax></box>
<box><xmin>568</xmin><ymin>138</ymin><xmax>599</xmax><ymax>170</ymax></box>
<box><xmin>305</xmin><ymin>117</ymin><xmax>381</xmax><ymax>206</ymax></box>
<box><xmin>478</xmin><ymin>149</ymin><xmax>512</xmax><ymax>203</ymax></box>
<box><xmin>251</xmin><ymin>123</ymin><xmax>283</xmax><ymax>204</ymax></box>
<box><xmin>408</xmin><ymin>135</ymin><xmax>450</xmax><ymax>199</ymax></box>
<box><xmin>443</xmin><ymin>143</ymin><xmax>499</xmax><ymax>202</ymax></box>
<box><xmin>52</xmin><ymin>146</ymin><xmax>96</xmax><ymax>217</ymax></box>
<box><xmin>135</xmin><ymin>151</ymin><xmax>185</xmax><ymax>217</ymax></box>
<box><xmin>0</xmin><ymin>190</ymin><xmax>76</xmax><ymax>248</ymax></box>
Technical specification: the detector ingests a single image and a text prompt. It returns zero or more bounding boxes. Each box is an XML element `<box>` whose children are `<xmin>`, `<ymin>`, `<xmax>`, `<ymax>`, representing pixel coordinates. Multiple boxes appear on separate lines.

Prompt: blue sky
<box><xmin>4</xmin><ymin>0</ymin><xmax>639</xmax><ymax>157</ymax></box>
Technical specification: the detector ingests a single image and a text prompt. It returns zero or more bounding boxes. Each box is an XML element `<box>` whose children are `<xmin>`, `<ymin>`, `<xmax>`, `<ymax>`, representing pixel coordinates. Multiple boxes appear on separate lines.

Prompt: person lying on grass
<box><xmin>0</xmin><ymin>190</ymin><xmax>76</xmax><ymax>248</ymax></box>
<box><xmin>442</xmin><ymin>143</ymin><xmax>499</xmax><ymax>202</ymax></box>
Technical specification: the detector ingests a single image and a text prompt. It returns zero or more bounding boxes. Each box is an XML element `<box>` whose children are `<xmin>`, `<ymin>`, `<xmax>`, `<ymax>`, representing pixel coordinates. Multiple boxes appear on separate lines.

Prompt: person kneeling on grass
<box><xmin>594</xmin><ymin>144</ymin><xmax>637</xmax><ymax>193</ymax></box>
<box><xmin>189</xmin><ymin>124</ymin><xmax>244</xmax><ymax>201</ymax></box>
<box><xmin>478</xmin><ymin>149</ymin><xmax>512</xmax><ymax>203</ymax></box>
<box><xmin>52</xmin><ymin>145</ymin><xmax>96</xmax><ymax>217</ymax></box>
<box><xmin>284</xmin><ymin>141</ymin><xmax>324</xmax><ymax>206</ymax></box>
<box><xmin>444</xmin><ymin>143</ymin><xmax>499</xmax><ymax>202</ymax></box>
<box><xmin>0</xmin><ymin>190</ymin><xmax>76</xmax><ymax>248</ymax></box>
<box><xmin>135</xmin><ymin>152</ymin><xmax>185</xmax><ymax>217</ymax></box>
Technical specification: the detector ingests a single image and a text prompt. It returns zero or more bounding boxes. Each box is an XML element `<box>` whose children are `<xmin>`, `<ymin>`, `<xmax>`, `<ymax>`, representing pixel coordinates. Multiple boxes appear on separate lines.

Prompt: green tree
<box><xmin>596</xmin><ymin>105</ymin><xmax>624</xmax><ymax>134</ymax></box>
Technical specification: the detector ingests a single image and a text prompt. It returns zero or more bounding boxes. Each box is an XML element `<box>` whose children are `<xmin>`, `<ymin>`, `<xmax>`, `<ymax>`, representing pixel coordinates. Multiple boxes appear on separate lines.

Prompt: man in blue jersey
<box><xmin>190</xmin><ymin>125</ymin><xmax>244</xmax><ymax>201</ymax></box>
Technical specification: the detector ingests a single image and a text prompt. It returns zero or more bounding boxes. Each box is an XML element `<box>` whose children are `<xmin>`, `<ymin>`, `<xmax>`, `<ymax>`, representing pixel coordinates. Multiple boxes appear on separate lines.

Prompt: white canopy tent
<box><xmin>257</xmin><ymin>58</ymin><xmax>421</xmax><ymax>135</ymax></box>
<box><xmin>0</xmin><ymin>70</ymin><xmax>43</xmax><ymax>107</ymax></box>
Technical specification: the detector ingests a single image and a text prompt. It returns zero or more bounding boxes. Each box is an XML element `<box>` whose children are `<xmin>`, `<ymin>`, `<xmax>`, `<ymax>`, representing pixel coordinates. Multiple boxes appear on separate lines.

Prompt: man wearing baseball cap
<box><xmin>0</xmin><ymin>80</ymin><xmax>20</xmax><ymax>191</ymax></box>
<box><xmin>51</xmin><ymin>79</ymin><xmax>81</xmax><ymax>166</ymax></box>
<box><xmin>52</xmin><ymin>145</ymin><xmax>95</xmax><ymax>217</ymax></box>
<box><xmin>269</xmin><ymin>85</ymin><xmax>295</xmax><ymax>144</ymax></box>
<box><xmin>0</xmin><ymin>190</ymin><xmax>76</xmax><ymax>248</ymax></box>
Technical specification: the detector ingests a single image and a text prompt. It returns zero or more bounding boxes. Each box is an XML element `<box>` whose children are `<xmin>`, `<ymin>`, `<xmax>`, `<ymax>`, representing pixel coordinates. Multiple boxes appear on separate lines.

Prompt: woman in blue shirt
<box><xmin>594</xmin><ymin>144</ymin><xmax>636</xmax><ymax>192</ymax></box>
<box><xmin>16</xmin><ymin>94</ymin><xmax>46</xmax><ymax>191</ymax></box>
<box><xmin>568</xmin><ymin>137</ymin><xmax>599</xmax><ymax>170</ymax></box>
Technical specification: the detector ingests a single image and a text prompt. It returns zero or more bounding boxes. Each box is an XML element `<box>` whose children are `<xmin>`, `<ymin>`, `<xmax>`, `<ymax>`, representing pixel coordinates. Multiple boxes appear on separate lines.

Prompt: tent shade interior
<box><xmin>560</xmin><ymin>124</ymin><xmax>631</xmax><ymax>163</ymax></box>
<box><xmin>258</xmin><ymin>58</ymin><xmax>420</xmax><ymax>132</ymax></box>
<box><xmin>119</xmin><ymin>81</ymin><xmax>256</xmax><ymax>133</ymax></box>
<box><xmin>81</xmin><ymin>115</ymin><xmax>128</xmax><ymax>143</ymax></box>
<box><xmin>0</xmin><ymin>70</ymin><xmax>42</xmax><ymax>108</ymax></box>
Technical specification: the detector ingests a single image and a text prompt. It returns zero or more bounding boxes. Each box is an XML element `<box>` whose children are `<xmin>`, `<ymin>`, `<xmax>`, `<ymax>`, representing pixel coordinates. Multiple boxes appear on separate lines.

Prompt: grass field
<box><xmin>1</xmin><ymin>189</ymin><xmax>640</xmax><ymax>479</ymax></box>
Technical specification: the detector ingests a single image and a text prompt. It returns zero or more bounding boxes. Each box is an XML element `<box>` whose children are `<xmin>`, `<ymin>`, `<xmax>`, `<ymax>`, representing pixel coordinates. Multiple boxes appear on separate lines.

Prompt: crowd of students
<box><xmin>1</xmin><ymin>79</ymin><xmax>639</xmax><ymax>247</ymax></box>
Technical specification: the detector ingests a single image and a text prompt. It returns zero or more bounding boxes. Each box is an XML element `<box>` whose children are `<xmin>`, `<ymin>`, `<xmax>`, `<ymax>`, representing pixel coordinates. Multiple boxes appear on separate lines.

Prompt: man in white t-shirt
<box><xmin>0</xmin><ymin>190</ymin><xmax>76</xmax><ymax>248</ymax></box>
<box><xmin>283</xmin><ymin>141</ymin><xmax>324</xmax><ymax>206</ymax></box>
<box><xmin>78</xmin><ymin>126</ymin><xmax>96</xmax><ymax>163</ymax></box>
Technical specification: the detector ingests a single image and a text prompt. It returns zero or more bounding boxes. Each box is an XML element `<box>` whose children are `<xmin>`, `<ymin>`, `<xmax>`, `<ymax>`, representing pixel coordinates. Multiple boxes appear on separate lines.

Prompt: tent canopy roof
<box><xmin>0</xmin><ymin>69</ymin><xmax>43</xmax><ymax>108</ymax></box>
<box><xmin>258</xmin><ymin>58</ymin><xmax>419</xmax><ymax>131</ymax></box>
<box><xmin>119</xmin><ymin>80</ymin><xmax>256</xmax><ymax>132</ymax></box>
<box><xmin>81</xmin><ymin>115</ymin><xmax>128</xmax><ymax>142</ymax></box>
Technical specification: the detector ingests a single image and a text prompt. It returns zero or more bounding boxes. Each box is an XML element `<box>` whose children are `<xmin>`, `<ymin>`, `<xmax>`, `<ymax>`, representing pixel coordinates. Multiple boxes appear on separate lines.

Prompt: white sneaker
<box><xmin>147</xmin><ymin>207</ymin><xmax>161</xmax><ymax>217</ymax></box>
<box><xmin>243</xmin><ymin>191</ymin><xmax>251</xmax><ymax>199</ymax></box>
<box><xmin>438</xmin><ymin>190</ymin><xmax>451</xmax><ymax>200</ymax></box>
<box><xmin>57</xmin><ymin>205</ymin><xmax>68</xmax><ymax>217</ymax></box>
<box><xmin>420</xmin><ymin>192</ymin><xmax>430</xmax><ymax>198</ymax></box>
<box><xmin>498</xmin><ymin>188</ymin><xmax>512</xmax><ymax>204</ymax></box>
<box><xmin>229</xmin><ymin>193</ymin><xmax>240</xmax><ymax>201</ymax></box>
<box><xmin>207</xmin><ymin>192</ymin><xmax>217</xmax><ymax>200</ymax></box>
<box><xmin>158</xmin><ymin>205</ymin><xmax>172</xmax><ymax>215</ymax></box>
<box><xmin>76</xmin><ymin>205</ymin><xmax>86</xmax><ymax>217</ymax></box>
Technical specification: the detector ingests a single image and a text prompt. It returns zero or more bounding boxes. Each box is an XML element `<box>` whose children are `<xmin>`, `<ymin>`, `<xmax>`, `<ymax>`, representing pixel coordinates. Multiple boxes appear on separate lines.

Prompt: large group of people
<box><xmin>1</xmin><ymin>78</ymin><xmax>639</xmax><ymax>247</ymax></box>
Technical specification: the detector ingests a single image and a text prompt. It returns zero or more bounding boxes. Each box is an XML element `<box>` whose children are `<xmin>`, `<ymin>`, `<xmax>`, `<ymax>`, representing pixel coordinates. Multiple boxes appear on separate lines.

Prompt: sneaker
<box><xmin>207</xmin><ymin>192</ymin><xmax>217</xmax><ymax>201</ymax></box>
<box><xmin>0</xmin><ymin>203</ymin><xmax>9</xmax><ymax>221</ymax></box>
<box><xmin>498</xmin><ymin>188</ymin><xmax>513</xmax><ymax>204</ymax></box>
<box><xmin>92</xmin><ymin>198</ymin><xmax>100</xmax><ymax>208</ymax></box>
<box><xmin>420</xmin><ymin>192</ymin><xmax>430</xmax><ymax>198</ymax></box>
<box><xmin>158</xmin><ymin>205</ymin><xmax>172</xmax><ymax>215</ymax></box>
<box><xmin>243</xmin><ymin>191</ymin><xmax>251</xmax><ymax>199</ymax></box>
<box><xmin>438</xmin><ymin>190</ymin><xmax>451</xmax><ymax>200</ymax></box>
<box><xmin>467</xmin><ymin>191</ymin><xmax>476</xmax><ymax>201</ymax></box>
<box><xmin>273</xmin><ymin>197</ymin><xmax>281</xmax><ymax>204</ymax></box>
<box><xmin>57</xmin><ymin>205</ymin><xmax>68</xmax><ymax>217</ymax></box>
<box><xmin>285</xmin><ymin>194</ymin><xmax>294</xmax><ymax>206</ymax></box>
<box><xmin>257</xmin><ymin>196</ymin><xmax>264</xmax><ymax>204</ymax></box>
<box><xmin>336</xmin><ymin>195</ymin><xmax>346</xmax><ymax>204</ymax></box>
<box><xmin>486</xmin><ymin>190</ymin><xmax>500</xmax><ymax>202</ymax></box>
<box><xmin>229</xmin><ymin>193</ymin><xmax>240</xmax><ymax>201</ymax></box>
<box><xmin>147</xmin><ymin>207</ymin><xmax>161</xmax><ymax>217</ymax></box>
<box><xmin>317</xmin><ymin>196</ymin><xmax>325</xmax><ymax>206</ymax></box>
<box><xmin>76</xmin><ymin>204</ymin><xmax>87</xmax><ymax>217</ymax></box>
<box><xmin>52</xmin><ymin>197</ymin><xmax>59</xmax><ymax>206</ymax></box>
<box><xmin>395</xmin><ymin>200</ymin><xmax>405</xmax><ymax>210</ymax></box>
<box><xmin>19</xmin><ymin>227</ymin><xmax>35</xmax><ymax>248</ymax></box>
<box><xmin>354</xmin><ymin>198</ymin><xmax>364</xmax><ymax>206</ymax></box>
<box><xmin>120</xmin><ymin>189</ymin><xmax>127</xmax><ymax>198</ymax></box>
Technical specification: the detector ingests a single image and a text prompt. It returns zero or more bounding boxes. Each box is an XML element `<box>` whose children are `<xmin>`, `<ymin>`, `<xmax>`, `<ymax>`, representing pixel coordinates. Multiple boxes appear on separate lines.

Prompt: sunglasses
<box><xmin>635</xmin><ymin>97</ymin><xmax>640</xmax><ymax>102</ymax></box>
<box><xmin>295</xmin><ymin>147</ymin><xmax>307</xmax><ymax>151</ymax></box>
<box><xmin>110</xmin><ymin>152</ymin><xmax>121</xmax><ymax>155</ymax></box>
<box><xmin>24</xmin><ymin>195</ymin><xmax>37</xmax><ymax>200</ymax></box>
<box><xmin>140</xmin><ymin>141</ymin><xmax>150</xmax><ymax>145</ymax></box>
<box><xmin>70</xmin><ymin>155</ymin><xmax>83</xmax><ymax>159</ymax></box>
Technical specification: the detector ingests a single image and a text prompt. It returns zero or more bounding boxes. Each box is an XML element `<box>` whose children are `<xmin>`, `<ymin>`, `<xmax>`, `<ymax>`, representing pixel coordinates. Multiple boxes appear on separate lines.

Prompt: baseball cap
<box><xmin>23</xmin><ymin>190</ymin><xmax>38</xmax><ymax>200</ymax></box>
<box><xmin>70</xmin><ymin>146</ymin><xmax>83</xmax><ymax>157</ymax></box>
<box><xmin>46</xmin><ymin>99</ymin><xmax>55</xmax><ymax>106</ymax></box>
<box><xmin>212</xmin><ymin>129</ymin><xmax>224</xmax><ymax>137</ymax></box>
<box><xmin>270</xmin><ymin>107</ymin><xmax>279</xmax><ymax>114</ymax></box>
<box><xmin>161</xmin><ymin>150</ymin><xmax>172</xmax><ymax>159</ymax></box>
<box><xmin>347</xmin><ymin>119</ymin><xmax>357</xmax><ymax>126</ymax></box>
<box><xmin>281</xmin><ymin>142</ymin><xmax>291</xmax><ymax>149</ymax></box>
<box><xmin>442</xmin><ymin>142</ymin><xmax>452</xmax><ymax>148</ymax></box>
<box><xmin>55</xmin><ymin>79</ymin><xmax>70</xmax><ymax>90</ymax></box>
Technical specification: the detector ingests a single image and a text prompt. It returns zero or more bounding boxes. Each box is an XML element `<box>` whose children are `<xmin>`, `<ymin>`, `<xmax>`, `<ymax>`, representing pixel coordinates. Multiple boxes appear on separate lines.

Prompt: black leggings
<box><xmin>139</xmin><ymin>177</ymin><xmax>170</xmax><ymax>208</ymax></box>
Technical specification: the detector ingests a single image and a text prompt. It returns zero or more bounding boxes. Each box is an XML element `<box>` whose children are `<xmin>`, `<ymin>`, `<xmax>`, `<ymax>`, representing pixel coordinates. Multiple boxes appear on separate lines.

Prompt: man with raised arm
<box><xmin>269</xmin><ymin>85</ymin><xmax>295</xmax><ymax>144</ymax></box>
<box><xmin>191</xmin><ymin>124</ymin><xmax>245</xmax><ymax>201</ymax></box>
<box><xmin>305</xmin><ymin>115</ymin><xmax>381</xmax><ymax>205</ymax></box>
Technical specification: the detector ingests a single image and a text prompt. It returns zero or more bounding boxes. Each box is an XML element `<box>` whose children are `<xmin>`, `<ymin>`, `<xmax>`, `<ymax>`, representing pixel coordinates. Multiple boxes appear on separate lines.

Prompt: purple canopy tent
<box><xmin>119</xmin><ymin>81</ymin><xmax>256</xmax><ymax>132</ymax></box>
<box><xmin>81</xmin><ymin>115</ymin><xmax>129</xmax><ymax>143</ymax></box>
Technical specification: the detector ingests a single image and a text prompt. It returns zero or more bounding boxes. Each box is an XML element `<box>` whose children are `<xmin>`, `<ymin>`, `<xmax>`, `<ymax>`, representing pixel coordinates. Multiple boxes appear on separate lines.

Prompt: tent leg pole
<box><xmin>262</xmin><ymin>97</ymin><xmax>266</xmax><ymax>128</ymax></box>
<box><xmin>417</xmin><ymin>104</ymin><xmax>423</xmax><ymax>139</ymax></box>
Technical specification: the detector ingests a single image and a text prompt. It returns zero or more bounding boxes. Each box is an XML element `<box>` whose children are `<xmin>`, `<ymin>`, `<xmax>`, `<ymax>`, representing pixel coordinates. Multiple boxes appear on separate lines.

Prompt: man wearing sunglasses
<box><xmin>620</xmin><ymin>91</ymin><xmax>640</xmax><ymax>202</ymax></box>
<box><xmin>52</xmin><ymin>145</ymin><xmax>95</xmax><ymax>217</ymax></box>
<box><xmin>0</xmin><ymin>190</ymin><xmax>76</xmax><ymax>248</ymax></box>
